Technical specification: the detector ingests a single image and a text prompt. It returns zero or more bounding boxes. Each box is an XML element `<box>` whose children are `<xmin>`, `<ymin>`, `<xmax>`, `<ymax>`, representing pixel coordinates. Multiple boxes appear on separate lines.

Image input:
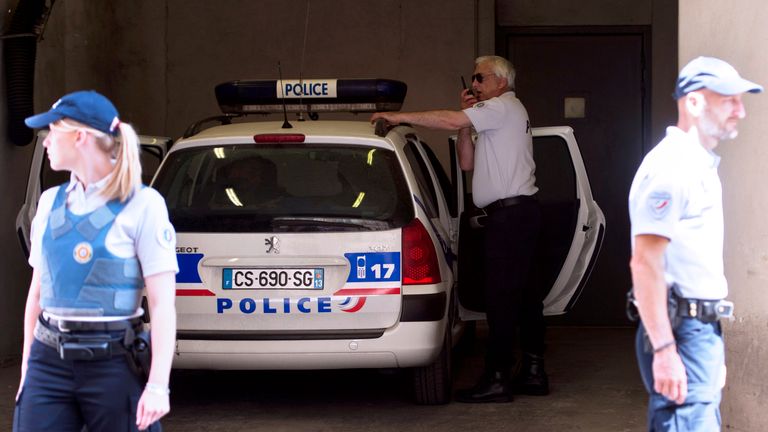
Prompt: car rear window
<box><xmin>153</xmin><ymin>144</ymin><xmax>414</xmax><ymax>232</ymax></box>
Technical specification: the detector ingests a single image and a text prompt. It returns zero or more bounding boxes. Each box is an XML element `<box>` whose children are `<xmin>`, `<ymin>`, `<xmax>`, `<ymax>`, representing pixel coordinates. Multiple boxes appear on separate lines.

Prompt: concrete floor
<box><xmin>0</xmin><ymin>325</ymin><xmax>647</xmax><ymax>431</ymax></box>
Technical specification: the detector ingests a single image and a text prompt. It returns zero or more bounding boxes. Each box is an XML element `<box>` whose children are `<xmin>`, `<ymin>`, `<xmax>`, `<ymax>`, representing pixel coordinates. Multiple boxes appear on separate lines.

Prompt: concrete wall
<box><xmin>34</xmin><ymin>0</ymin><xmax>481</xmax><ymax>161</ymax></box>
<box><xmin>679</xmin><ymin>2</ymin><xmax>768</xmax><ymax>430</ymax></box>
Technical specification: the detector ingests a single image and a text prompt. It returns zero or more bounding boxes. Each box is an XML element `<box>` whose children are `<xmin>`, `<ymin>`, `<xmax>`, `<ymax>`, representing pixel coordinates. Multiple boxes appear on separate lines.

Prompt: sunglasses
<box><xmin>471</xmin><ymin>73</ymin><xmax>494</xmax><ymax>84</ymax></box>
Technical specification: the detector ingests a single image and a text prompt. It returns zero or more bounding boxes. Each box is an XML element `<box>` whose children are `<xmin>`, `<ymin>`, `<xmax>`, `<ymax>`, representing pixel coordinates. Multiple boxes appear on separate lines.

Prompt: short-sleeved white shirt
<box><xmin>463</xmin><ymin>91</ymin><xmax>537</xmax><ymax>208</ymax></box>
<box><xmin>29</xmin><ymin>173</ymin><xmax>179</xmax><ymax>279</ymax></box>
<box><xmin>628</xmin><ymin>126</ymin><xmax>726</xmax><ymax>300</ymax></box>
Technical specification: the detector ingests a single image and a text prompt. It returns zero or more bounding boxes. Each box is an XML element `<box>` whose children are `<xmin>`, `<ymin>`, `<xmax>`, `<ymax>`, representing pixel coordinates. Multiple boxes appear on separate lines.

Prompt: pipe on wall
<box><xmin>2</xmin><ymin>0</ymin><xmax>49</xmax><ymax>146</ymax></box>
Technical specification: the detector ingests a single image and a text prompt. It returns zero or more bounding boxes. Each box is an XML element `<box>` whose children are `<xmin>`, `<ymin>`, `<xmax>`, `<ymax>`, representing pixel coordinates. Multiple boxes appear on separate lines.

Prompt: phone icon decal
<box><xmin>356</xmin><ymin>255</ymin><xmax>366</xmax><ymax>279</ymax></box>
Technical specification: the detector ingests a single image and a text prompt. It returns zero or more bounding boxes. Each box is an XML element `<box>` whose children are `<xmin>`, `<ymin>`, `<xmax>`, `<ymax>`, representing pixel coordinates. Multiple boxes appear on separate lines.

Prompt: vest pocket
<box><xmin>114</xmin><ymin>288</ymin><xmax>143</xmax><ymax>311</ymax></box>
<box><xmin>77</xmin><ymin>285</ymin><xmax>142</xmax><ymax>315</ymax></box>
<box><xmin>84</xmin><ymin>258</ymin><xmax>143</xmax><ymax>286</ymax></box>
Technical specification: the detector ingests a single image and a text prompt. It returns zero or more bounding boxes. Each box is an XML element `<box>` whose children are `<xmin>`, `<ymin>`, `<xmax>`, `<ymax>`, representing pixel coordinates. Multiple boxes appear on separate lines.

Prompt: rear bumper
<box><xmin>173</xmin><ymin>319</ymin><xmax>446</xmax><ymax>370</ymax></box>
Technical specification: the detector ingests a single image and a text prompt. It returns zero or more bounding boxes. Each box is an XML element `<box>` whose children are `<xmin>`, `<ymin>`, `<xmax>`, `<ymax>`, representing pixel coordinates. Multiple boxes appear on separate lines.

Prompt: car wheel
<box><xmin>411</xmin><ymin>312</ymin><xmax>453</xmax><ymax>405</ymax></box>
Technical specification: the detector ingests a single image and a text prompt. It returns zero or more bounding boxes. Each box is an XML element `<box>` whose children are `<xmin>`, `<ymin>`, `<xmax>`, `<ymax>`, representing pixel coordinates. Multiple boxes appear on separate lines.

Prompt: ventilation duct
<box><xmin>2</xmin><ymin>0</ymin><xmax>56</xmax><ymax>146</ymax></box>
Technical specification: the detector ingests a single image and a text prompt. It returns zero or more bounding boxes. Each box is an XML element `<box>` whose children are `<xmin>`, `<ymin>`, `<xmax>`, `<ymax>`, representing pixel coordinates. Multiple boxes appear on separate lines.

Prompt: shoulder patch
<box><xmin>647</xmin><ymin>191</ymin><xmax>672</xmax><ymax>219</ymax></box>
<box><xmin>156</xmin><ymin>222</ymin><xmax>176</xmax><ymax>250</ymax></box>
<box><xmin>474</xmin><ymin>102</ymin><xmax>485</xmax><ymax>108</ymax></box>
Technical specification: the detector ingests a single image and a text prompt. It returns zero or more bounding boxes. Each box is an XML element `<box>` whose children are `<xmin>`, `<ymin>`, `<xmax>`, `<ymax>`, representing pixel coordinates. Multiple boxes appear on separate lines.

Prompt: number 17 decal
<box><xmin>371</xmin><ymin>263</ymin><xmax>395</xmax><ymax>279</ymax></box>
<box><xmin>345</xmin><ymin>252</ymin><xmax>400</xmax><ymax>283</ymax></box>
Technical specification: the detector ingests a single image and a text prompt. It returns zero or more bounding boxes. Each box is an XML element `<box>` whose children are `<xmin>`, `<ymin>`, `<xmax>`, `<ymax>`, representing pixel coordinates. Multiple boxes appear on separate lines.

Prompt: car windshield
<box><xmin>152</xmin><ymin>143</ymin><xmax>414</xmax><ymax>232</ymax></box>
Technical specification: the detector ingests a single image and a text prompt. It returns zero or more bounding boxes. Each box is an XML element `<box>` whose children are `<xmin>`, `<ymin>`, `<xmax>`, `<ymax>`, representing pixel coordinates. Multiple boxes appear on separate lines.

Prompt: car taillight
<box><xmin>402</xmin><ymin>218</ymin><xmax>441</xmax><ymax>285</ymax></box>
<box><xmin>253</xmin><ymin>134</ymin><xmax>306</xmax><ymax>143</ymax></box>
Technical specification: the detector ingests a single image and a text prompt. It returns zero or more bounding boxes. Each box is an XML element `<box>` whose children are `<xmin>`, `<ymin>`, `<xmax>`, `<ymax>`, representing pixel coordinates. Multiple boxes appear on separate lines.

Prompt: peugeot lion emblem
<box><xmin>265</xmin><ymin>236</ymin><xmax>280</xmax><ymax>254</ymax></box>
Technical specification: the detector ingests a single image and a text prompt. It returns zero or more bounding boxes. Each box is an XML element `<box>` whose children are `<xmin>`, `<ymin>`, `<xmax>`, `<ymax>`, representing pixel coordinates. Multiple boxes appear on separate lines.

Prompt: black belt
<box><xmin>674</xmin><ymin>297</ymin><xmax>734</xmax><ymax>323</ymax></box>
<box><xmin>42</xmin><ymin>314</ymin><xmax>142</xmax><ymax>332</ymax></box>
<box><xmin>484</xmin><ymin>195</ymin><xmax>537</xmax><ymax>212</ymax></box>
<box><xmin>34</xmin><ymin>315</ymin><xmax>139</xmax><ymax>360</ymax></box>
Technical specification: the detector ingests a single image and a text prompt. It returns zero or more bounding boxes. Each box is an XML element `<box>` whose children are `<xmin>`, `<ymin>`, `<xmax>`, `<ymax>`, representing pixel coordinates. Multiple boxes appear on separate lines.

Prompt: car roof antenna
<box><xmin>297</xmin><ymin>0</ymin><xmax>311</xmax><ymax>122</ymax></box>
<box><xmin>278</xmin><ymin>61</ymin><xmax>293</xmax><ymax>129</ymax></box>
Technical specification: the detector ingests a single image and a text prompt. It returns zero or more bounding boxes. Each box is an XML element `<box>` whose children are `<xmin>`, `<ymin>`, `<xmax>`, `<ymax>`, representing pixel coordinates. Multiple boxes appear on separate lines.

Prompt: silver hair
<box><xmin>475</xmin><ymin>55</ymin><xmax>516</xmax><ymax>90</ymax></box>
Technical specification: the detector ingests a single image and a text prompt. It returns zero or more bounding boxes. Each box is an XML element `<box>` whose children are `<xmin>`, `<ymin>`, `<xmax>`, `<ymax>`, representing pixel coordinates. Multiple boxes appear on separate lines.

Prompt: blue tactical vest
<box><xmin>39</xmin><ymin>184</ymin><xmax>144</xmax><ymax>316</ymax></box>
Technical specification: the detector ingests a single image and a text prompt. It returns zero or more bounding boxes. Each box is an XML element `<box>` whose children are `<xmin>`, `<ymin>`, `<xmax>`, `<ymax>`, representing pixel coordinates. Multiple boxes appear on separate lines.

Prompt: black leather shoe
<box><xmin>513</xmin><ymin>353</ymin><xmax>549</xmax><ymax>396</ymax></box>
<box><xmin>455</xmin><ymin>371</ymin><xmax>513</xmax><ymax>403</ymax></box>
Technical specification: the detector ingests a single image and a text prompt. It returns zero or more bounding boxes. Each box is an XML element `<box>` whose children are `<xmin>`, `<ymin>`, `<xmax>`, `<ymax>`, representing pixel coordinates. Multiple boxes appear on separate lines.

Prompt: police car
<box><xmin>17</xmin><ymin>79</ymin><xmax>605</xmax><ymax>405</ymax></box>
<box><xmin>151</xmin><ymin>78</ymin><xmax>604</xmax><ymax>405</ymax></box>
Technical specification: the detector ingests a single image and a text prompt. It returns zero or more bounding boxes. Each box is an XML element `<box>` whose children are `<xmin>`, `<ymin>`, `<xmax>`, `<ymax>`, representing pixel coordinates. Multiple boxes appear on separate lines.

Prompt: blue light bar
<box><xmin>215</xmin><ymin>78</ymin><xmax>407</xmax><ymax>114</ymax></box>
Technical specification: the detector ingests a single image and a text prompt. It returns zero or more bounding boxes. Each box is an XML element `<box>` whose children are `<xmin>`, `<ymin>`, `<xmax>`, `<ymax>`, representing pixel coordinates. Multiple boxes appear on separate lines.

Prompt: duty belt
<box><xmin>674</xmin><ymin>297</ymin><xmax>734</xmax><ymax>323</ymax></box>
<box><xmin>34</xmin><ymin>314</ymin><xmax>139</xmax><ymax>360</ymax></box>
<box><xmin>484</xmin><ymin>194</ymin><xmax>537</xmax><ymax>212</ymax></box>
<box><xmin>42</xmin><ymin>312</ymin><xmax>142</xmax><ymax>332</ymax></box>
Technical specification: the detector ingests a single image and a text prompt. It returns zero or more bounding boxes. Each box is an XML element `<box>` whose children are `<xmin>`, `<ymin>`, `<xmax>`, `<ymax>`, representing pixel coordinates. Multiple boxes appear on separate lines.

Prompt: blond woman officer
<box><xmin>13</xmin><ymin>90</ymin><xmax>178</xmax><ymax>431</ymax></box>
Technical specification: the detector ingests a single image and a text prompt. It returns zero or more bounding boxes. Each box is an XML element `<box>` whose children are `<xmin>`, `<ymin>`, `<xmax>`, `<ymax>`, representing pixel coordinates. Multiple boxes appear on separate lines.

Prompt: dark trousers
<box><xmin>14</xmin><ymin>340</ymin><xmax>161</xmax><ymax>432</ymax></box>
<box><xmin>483</xmin><ymin>200</ymin><xmax>544</xmax><ymax>370</ymax></box>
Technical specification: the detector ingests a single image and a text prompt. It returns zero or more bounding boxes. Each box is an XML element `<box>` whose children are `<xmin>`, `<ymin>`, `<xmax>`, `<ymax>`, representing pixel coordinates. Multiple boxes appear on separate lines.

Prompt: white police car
<box><xmin>148</xmin><ymin>78</ymin><xmax>604</xmax><ymax>405</ymax></box>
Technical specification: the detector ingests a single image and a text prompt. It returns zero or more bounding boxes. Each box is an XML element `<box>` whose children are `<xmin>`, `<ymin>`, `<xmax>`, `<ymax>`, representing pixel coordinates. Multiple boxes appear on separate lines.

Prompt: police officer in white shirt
<box><xmin>14</xmin><ymin>90</ymin><xmax>178</xmax><ymax>431</ymax></box>
<box><xmin>629</xmin><ymin>57</ymin><xmax>762</xmax><ymax>431</ymax></box>
<box><xmin>371</xmin><ymin>55</ymin><xmax>545</xmax><ymax>403</ymax></box>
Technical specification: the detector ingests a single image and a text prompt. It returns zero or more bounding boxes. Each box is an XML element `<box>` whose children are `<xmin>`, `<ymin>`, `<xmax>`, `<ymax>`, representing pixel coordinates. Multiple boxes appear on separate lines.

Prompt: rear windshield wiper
<box><xmin>271</xmin><ymin>216</ymin><xmax>390</xmax><ymax>231</ymax></box>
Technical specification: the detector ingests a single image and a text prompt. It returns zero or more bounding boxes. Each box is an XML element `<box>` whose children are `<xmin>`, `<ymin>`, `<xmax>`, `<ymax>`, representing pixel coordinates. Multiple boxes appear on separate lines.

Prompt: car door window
<box><xmin>532</xmin><ymin>135</ymin><xmax>579</xmax><ymax>296</ymax></box>
<box><xmin>421</xmin><ymin>142</ymin><xmax>457</xmax><ymax>218</ymax></box>
<box><xmin>534</xmin><ymin>136</ymin><xmax>577</xmax><ymax>202</ymax></box>
<box><xmin>140</xmin><ymin>145</ymin><xmax>165</xmax><ymax>185</ymax></box>
<box><xmin>404</xmin><ymin>141</ymin><xmax>439</xmax><ymax>219</ymax></box>
<box><xmin>39</xmin><ymin>144</ymin><xmax>166</xmax><ymax>189</ymax></box>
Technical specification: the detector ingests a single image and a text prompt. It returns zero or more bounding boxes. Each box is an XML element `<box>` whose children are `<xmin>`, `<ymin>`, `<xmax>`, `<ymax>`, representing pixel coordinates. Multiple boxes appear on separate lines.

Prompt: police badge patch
<box><xmin>156</xmin><ymin>222</ymin><xmax>176</xmax><ymax>249</ymax></box>
<box><xmin>647</xmin><ymin>191</ymin><xmax>672</xmax><ymax>219</ymax></box>
<box><xmin>73</xmin><ymin>242</ymin><xmax>93</xmax><ymax>264</ymax></box>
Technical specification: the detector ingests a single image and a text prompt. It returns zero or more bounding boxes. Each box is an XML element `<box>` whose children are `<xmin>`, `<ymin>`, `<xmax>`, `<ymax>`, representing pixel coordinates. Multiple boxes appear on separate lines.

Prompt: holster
<box><xmin>125</xmin><ymin>327</ymin><xmax>152</xmax><ymax>383</ymax></box>
<box><xmin>625</xmin><ymin>289</ymin><xmax>639</xmax><ymax>322</ymax></box>
<box><xmin>625</xmin><ymin>286</ymin><xmax>679</xmax><ymax>327</ymax></box>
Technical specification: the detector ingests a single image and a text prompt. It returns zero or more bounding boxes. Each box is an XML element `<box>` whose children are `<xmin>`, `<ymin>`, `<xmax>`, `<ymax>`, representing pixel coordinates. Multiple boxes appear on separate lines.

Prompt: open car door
<box><xmin>15</xmin><ymin>131</ymin><xmax>171</xmax><ymax>258</ymax></box>
<box><xmin>454</xmin><ymin>126</ymin><xmax>605</xmax><ymax>319</ymax></box>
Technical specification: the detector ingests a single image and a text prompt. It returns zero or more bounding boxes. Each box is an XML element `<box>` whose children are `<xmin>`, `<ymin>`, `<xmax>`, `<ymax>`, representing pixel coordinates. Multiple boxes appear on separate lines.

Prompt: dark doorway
<box><xmin>500</xmin><ymin>27</ymin><xmax>650</xmax><ymax>325</ymax></box>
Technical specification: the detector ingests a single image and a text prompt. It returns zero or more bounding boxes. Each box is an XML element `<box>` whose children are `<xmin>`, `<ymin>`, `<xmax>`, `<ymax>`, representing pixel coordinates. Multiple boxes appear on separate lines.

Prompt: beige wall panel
<box><xmin>680</xmin><ymin>1</ymin><xmax>768</xmax><ymax>429</ymax></box>
<box><xmin>164</xmin><ymin>0</ymin><xmax>475</xmax><ymax>154</ymax></box>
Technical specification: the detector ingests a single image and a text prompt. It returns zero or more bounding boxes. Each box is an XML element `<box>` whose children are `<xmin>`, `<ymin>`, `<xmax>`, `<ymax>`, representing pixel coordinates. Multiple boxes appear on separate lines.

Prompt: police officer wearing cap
<box><xmin>629</xmin><ymin>57</ymin><xmax>762</xmax><ymax>430</ymax></box>
<box><xmin>13</xmin><ymin>91</ymin><xmax>178</xmax><ymax>431</ymax></box>
<box><xmin>371</xmin><ymin>55</ymin><xmax>546</xmax><ymax>403</ymax></box>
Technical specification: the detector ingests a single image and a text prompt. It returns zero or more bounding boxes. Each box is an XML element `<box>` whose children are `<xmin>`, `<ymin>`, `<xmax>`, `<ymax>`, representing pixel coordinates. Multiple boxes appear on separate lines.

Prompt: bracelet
<box><xmin>145</xmin><ymin>383</ymin><xmax>170</xmax><ymax>395</ymax></box>
<box><xmin>653</xmin><ymin>340</ymin><xmax>676</xmax><ymax>354</ymax></box>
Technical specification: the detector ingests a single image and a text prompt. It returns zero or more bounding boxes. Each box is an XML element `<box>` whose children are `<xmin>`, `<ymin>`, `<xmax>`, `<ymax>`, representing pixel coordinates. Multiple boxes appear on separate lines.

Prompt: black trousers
<box><xmin>13</xmin><ymin>340</ymin><xmax>161</xmax><ymax>432</ymax></box>
<box><xmin>483</xmin><ymin>200</ymin><xmax>544</xmax><ymax>370</ymax></box>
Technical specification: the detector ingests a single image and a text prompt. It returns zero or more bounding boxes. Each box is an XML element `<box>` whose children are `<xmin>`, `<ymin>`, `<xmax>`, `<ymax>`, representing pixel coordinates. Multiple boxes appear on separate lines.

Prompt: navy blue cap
<box><xmin>675</xmin><ymin>56</ymin><xmax>763</xmax><ymax>100</ymax></box>
<box><xmin>24</xmin><ymin>90</ymin><xmax>121</xmax><ymax>135</ymax></box>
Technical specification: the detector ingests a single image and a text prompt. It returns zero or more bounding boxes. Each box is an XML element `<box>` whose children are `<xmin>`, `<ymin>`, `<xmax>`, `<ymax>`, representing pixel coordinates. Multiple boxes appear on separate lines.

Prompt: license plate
<box><xmin>222</xmin><ymin>268</ymin><xmax>324</xmax><ymax>290</ymax></box>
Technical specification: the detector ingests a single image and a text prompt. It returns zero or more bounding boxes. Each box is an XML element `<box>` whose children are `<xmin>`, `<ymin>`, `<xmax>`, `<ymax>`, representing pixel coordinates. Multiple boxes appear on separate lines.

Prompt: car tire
<box><xmin>411</xmin><ymin>314</ymin><xmax>453</xmax><ymax>405</ymax></box>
